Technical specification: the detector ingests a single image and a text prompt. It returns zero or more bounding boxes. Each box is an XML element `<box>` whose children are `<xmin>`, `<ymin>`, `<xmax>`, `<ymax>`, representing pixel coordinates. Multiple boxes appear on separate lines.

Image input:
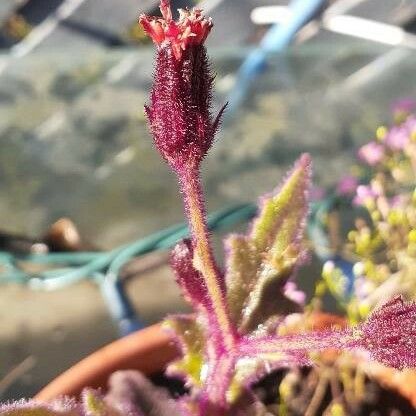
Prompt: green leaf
<box><xmin>83</xmin><ymin>390</ymin><xmax>121</xmax><ymax>416</ymax></box>
<box><xmin>251</xmin><ymin>154</ymin><xmax>311</xmax><ymax>253</ymax></box>
<box><xmin>224</xmin><ymin>235</ymin><xmax>261</xmax><ymax>326</ymax></box>
<box><xmin>225</xmin><ymin>155</ymin><xmax>312</xmax><ymax>332</ymax></box>
<box><xmin>164</xmin><ymin>315</ymin><xmax>205</xmax><ymax>387</ymax></box>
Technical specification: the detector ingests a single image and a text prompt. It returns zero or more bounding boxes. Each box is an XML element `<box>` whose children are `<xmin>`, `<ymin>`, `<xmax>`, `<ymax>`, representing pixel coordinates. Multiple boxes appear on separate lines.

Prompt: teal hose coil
<box><xmin>0</xmin><ymin>196</ymin><xmax>349</xmax><ymax>336</ymax></box>
<box><xmin>0</xmin><ymin>203</ymin><xmax>257</xmax><ymax>336</ymax></box>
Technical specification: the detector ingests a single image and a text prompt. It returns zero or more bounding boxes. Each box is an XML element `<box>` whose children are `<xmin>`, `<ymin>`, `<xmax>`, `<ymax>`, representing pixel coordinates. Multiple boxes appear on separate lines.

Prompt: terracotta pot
<box><xmin>35</xmin><ymin>324</ymin><xmax>178</xmax><ymax>401</ymax></box>
<box><xmin>365</xmin><ymin>366</ymin><xmax>416</xmax><ymax>409</ymax></box>
<box><xmin>35</xmin><ymin>314</ymin><xmax>341</xmax><ymax>401</ymax></box>
<box><xmin>309</xmin><ymin>314</ymin><xmax>416</xmax><ymax>409</ymax></box>
<box><xmin>35</xmin><ymin>314</ymin><xmax>416</xmax><ymax>409</ymax></box>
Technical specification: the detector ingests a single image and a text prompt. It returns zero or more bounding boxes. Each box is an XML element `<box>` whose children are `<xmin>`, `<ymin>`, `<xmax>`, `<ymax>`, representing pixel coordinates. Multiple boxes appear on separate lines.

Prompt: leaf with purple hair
<box><xmin>170</xmin><ymin>240</ymin><xmax>209</xmax><ymax>312</ymax></box>
<box><xmin>350</xmin><ymin>296</ymin><xmax>416</xmax><ymax>369</ymax></box>
<box><xmin>169</xmin><ymin>240</ymin><xmax>229</xmax><ymax>380</ymax></box>
<box><xmin>0</xmin><ymin>400</ymin><xmax>81</xmax><ymax>416</ymax></box>
<box><xmin>226</xmin><ymin>154</ymin><xmax>311</xmax><ymax>332</ymax></box>
<box><xmin>234</xmin><ymin>296</ymin><xmax>416</xmax><ymax>390</ymax></box>
<box><xmin>105</xmin><ymin>371</ymin><xmax>182</xmax><ymax>416</ymax></box>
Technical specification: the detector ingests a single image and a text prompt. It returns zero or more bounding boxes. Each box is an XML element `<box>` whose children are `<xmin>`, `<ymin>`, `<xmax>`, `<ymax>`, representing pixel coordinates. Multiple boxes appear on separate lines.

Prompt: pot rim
<box><xmin>35</xmin><ymin>323</ymin><xmax>178</xmax><ymax>401</ymax></box>
<box><xmin>34</xmin><ymin>314</ymin><xmax>416</xmax><ymax>409</ymax></box>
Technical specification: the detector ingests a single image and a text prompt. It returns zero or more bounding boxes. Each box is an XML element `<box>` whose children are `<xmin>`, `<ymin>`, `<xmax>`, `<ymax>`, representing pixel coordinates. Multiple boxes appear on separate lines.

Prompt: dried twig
<box><xmin>0</xmin><ymin>356</ymin><xmax>36</xmax><ymax>399</ymax></box>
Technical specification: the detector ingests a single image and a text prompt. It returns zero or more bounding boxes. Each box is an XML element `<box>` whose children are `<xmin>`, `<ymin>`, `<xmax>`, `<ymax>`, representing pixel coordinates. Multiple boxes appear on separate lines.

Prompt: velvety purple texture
<box><xmin>355</xmin><ymin>296</ymin><xmax>416</xmax><ymax>369</ymax></box>
<box><xmin>105</xmin><ymin>370</ymin><xmax>182</xmax><ymax>416</ymax></box>
<box><xmin>144</xmin><ymin>44</ymin><xmax>225</xmax><ymax>172</ymax></box>
<box><xmin>170</xmin><ymin>239</ymin><xmax>210</xmax><ymax>311</ymax></box>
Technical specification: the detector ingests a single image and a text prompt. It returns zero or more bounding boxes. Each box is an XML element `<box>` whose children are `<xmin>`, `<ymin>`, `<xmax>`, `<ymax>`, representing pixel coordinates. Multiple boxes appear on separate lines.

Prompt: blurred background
<box><xmin>2</xmin><ymin>0</ymin><xmax>416</xmax><ymax>401</ymax></box>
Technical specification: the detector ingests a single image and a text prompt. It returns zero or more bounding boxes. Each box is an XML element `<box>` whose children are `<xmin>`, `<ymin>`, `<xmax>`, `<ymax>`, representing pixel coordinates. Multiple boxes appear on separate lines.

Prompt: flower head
<box><xmin>353</xmin><ymin>184</ymin><xmax>381</xmax><ymax>206</ymax></box>
<box><xmin>357</xmin><ymin>141</ymin><xmax>385</xmax><ymax>166</ymax></box>
<box><xmin>140</xmin><ymin>0</ymin><xmax>225</xmax><ymax>172</ymax></box>
<box><xmin>337</xmin><ymin>175</ymin><xmax>358</xmax><ymax>196</ymax></box>
<box><xmin>392</xmin><ymin>98</ymin><xmax>416</xmax><ymax>121</ymax></box>
<box><xmin>385</xmin><ymin>125</ymin><xmax>410</xmax><ymax>150</ymax></box>
<box><xmin>283</xmin><ymin>281</ymin><xmax>306</xmax><ymax>306</ymax></box>
<box><xmin>139</xmin><ymin>0</ymin><xmax>213</xmax><ymax>61</ymax></box>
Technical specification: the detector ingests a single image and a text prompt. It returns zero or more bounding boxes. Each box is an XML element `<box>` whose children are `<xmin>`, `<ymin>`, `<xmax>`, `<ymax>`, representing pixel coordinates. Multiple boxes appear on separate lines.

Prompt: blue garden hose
<box><xmin>226</xmin><ymin>0</ymin><xmax>326</xmax><ymax>115</ymax></box>
<box><xmin>309</xmin><ymin>194</ymin><xmax>356</xmax><ymax>298</ymax></box>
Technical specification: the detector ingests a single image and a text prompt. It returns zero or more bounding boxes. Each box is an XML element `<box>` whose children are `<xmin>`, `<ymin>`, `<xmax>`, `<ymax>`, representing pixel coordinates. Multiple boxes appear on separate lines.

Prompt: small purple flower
<box><xmin>357</xmin><ymin>142</ymin><xmax>385</xmax><ymax>166</ymax></box>
<box><xmin>391</xmin><ymin>98</ymin><xmax>416</xmax><ymax>117</ymax></box>
<box><xmin>353</xmin><ymin>184</ymin><xmax>380</xmax><ymax>206</ymax></box>
<box><xmin>405</xmin><ymin>116</ymin><xmax>416</xmax><ymax>135</ymax></box>
<box><xmin>337</xmin><ymin>175</ymin><xmax>358</xmax><ymax>196</ymax></box>
<box><xmin>385</xmin><ymin>125</ymin><xmax>409</xmax><ymax>150</ymax></box>
<box><xmin>384</xmin><ymin>116</ymin><xmax>416</xmax><ymax>150</ymax></box>
<box><xmin>390</xmin><ymin>195</ymin><xmax>407</xmax><ymax>209</ymax></box>
<box><xmin>283</xmin><ymin>281</ymin><xmax>306</xmax><ymax>306</ymax></box>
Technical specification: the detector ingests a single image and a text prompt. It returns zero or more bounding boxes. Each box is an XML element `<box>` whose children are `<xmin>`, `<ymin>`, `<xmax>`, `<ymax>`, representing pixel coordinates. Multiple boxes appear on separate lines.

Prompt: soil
<box><xmin>253</xmin><ymin>367</ymin><xmax>416</xmax><ymax>416</ymax></box>
<box><xmin>150</xmin><ymin>367</ymin><xmax>416</xmax><ymax>416</ymax></box>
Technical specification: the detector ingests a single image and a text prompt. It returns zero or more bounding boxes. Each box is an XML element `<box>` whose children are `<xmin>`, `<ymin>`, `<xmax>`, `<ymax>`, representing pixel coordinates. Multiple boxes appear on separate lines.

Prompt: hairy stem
<box><xmin>240</xmin><ymin>328</ymin><xmax>353</xmax><ymax>358</ymax></box>
<box><xmin>179</xmin><ymin>167</ymin><xmax>236</xmax><ymax>350</ymax></box>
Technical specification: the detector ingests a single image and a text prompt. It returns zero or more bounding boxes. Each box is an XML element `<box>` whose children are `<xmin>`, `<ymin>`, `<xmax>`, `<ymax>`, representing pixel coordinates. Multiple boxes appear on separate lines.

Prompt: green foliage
<box><xmin>164</xmin><ymin>315</ymin><xmax>205</xmax><ymax>387</ymax></box>
<box><xmin>226</xmin><ymin>156</ymin><xmax>311</xmax><ymax>332</ymax></box>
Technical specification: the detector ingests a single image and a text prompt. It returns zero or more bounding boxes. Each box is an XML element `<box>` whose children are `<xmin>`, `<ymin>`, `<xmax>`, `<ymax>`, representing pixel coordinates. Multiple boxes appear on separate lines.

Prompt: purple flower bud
<box><xmin>357</xmin><ymin>141</ymin><xmax>385</xmax><ymax>166</ymax></box>
<box><xmin>385</xmin><ymin>125</ymin><xmax>410</xmax><ymax>150</ymax></box>
<box><xmin>336</xmin><ymin>175</ymin><xmax>358</xmax><ymax>196</ymax></box>
<box><xmin>140</xmin><ymin>1</ymin><xmax>225</xmax><ymax>172</ymax></box>
<box><xmin>353</xmin><ymin>184</ymin><xmax>381</xmax><ymax>206</ymax></box>
<box><xmin>388</xmin><ymin>116</ymin><xmax>416</xmax><ymax>149</ymax></box>
<box><xmin>355</xmin><ymin>296</ymin><xmax>416</xmax><ymax>369</ymax></box>
<box><xmin>283</xmin><ymin>281</ymin><xmax>306</xmax><ymax>306</ymax></box>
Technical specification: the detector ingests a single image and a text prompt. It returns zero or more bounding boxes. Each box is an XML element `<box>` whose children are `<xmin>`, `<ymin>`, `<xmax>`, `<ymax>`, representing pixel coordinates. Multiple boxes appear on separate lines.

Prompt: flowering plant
<box><xmin>317</xmin><ymin>101</ymin><xmax>416</xmax><ymax>323</ymax></box>
<box><xmin>3</xmin><ymin>3</ymin><xmax>416</xmax><ymax>416</ymax></box>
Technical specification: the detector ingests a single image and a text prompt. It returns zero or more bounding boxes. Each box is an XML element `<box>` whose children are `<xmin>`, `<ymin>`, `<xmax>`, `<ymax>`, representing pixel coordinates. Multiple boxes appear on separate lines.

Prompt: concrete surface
<box><xmin>0</xmin><ymin>261</ymin><xmax>188</xmax><ymax>400</ymax></box>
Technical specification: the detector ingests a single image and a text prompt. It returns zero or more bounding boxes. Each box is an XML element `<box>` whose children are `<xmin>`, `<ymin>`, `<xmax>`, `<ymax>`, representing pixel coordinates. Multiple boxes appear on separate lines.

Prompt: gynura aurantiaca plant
<box><xmin>2</xmin><ymin>2</ymin><xmax>416</xmax><ymax>416</ymax></box>
<box><xmin>139</xmin><ymin>2</ymin><xmax>416</xmax><ymax>414</ymax></box>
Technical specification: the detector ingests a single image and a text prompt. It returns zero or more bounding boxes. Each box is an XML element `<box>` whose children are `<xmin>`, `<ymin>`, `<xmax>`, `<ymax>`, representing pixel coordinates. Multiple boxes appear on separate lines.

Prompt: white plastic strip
<box><xmin>0</xmin><ymin>0</ymin><xmax>88</xmax><ymax>75</ymax></box>
<box><xmin>323</xmin><ymin>14</ymin><xmax>405</xmax><ymax>46</ymax></box>
<box><xmin>250</xmin><ymin>6</ymin><xmax>292</xmax><ymax>25</ymax></box>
